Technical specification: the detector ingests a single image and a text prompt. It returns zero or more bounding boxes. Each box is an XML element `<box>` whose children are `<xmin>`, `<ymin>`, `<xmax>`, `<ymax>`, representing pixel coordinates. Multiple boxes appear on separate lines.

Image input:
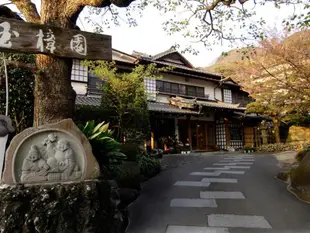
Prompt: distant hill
<box><xmin>204</xmin><ymin>30</ymin><xmax>310</xmax><ymax>75</ymax></box>
<box><xmin>203</xmin><ymin>47</ymin><xmax>254</xmax><ymax>75</ymax></box>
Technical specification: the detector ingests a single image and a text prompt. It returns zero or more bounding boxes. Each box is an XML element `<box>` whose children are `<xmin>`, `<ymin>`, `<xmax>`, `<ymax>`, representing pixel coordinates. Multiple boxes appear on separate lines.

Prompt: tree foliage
<box><xmin>85</xmin><ymin>61</ymin><xmax>170</xmax><ymax>143</ymax></box>
<box><xmin>0</xmin><ymin>53</ymin><xmax>35</xmax><ymax>133</ymax></box>
<box><xmin>209</xmin><ymin>30</ymin><xmax>310</xmax><ymax>141</ymax></box>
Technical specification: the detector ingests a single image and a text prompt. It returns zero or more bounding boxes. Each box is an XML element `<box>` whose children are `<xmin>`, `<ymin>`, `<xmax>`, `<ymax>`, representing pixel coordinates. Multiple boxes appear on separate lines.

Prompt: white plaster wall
<box><xmin>215</xmin><ymin>88</ymin><xmax>223</xmax><ymax>101</ymax></box>
<box><xmin>156</xmin><ymin>94</ymin><xmax>170</xmax><ymax>103</ymax></box>
<box><xmin>72</xmin><ymin>82</ymin><xmax>87</xmax><ymax>95</ymax></box>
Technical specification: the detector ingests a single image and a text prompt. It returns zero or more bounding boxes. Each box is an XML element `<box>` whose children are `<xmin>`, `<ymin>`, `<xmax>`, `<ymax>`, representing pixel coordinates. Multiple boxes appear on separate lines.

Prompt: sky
<box><xmin>4</xmin><ymin>0</ymin><xmax>306</xmax><ymax>67</ymax></box>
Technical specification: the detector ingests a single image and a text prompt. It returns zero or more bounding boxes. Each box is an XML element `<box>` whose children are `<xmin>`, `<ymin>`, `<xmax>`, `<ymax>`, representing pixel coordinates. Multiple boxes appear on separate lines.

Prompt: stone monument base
<box><xmin>0</xmin><ymin>180</ymin><xmax>124</xmax><ymax>233</ymax></box>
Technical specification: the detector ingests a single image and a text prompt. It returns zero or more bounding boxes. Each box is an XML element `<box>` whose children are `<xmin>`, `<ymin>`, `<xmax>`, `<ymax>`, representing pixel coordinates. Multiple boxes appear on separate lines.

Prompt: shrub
<box><xmin>79</xmin><ymin>120</ymin><xmax>126</xmax><ymax>170</ymax></box>
<box><xmin>120</xmin><ymin>143</ymin><xmax>140</xmax><ymax>161</ymax></box>
<box><xmin>258</xmin><ymin>142</ymin><xmax>310</xmax><ymax>153</ymax></box>
<box><xmin>109</xmin><ymin>164</ymin><xmax>141</xmax><ymax>190</ymax></box>
<box><xmin>138</xmin><ymin>156</ymin><xmax>161</xmax><ymax>181</ymax></box>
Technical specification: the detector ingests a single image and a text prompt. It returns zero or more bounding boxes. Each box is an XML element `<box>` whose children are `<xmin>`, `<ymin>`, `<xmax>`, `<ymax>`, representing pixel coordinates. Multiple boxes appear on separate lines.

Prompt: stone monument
<box><xmin>2</xmin><ymin>118</ymin><xmax>100</xmax><ymax>184</ymax></box>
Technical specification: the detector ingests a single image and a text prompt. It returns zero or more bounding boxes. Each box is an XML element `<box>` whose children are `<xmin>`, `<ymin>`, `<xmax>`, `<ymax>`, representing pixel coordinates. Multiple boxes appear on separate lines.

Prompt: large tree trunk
<box><xmin>34</xmin><ymin>55</ymin><xmax>75</xmax><ymax>126</ymax></box>
<box><xmin>272</xmin><ymin>118</ymin><xmax>281</xmax><ymax>143</ymax></box>
<box><xmin>34</xmin><ymin>0</ymin><xmax>76</xmax><ymax>126</ymax></box>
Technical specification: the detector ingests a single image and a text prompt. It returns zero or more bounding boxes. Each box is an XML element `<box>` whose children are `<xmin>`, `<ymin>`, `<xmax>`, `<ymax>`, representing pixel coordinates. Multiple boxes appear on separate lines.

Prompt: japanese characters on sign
<box><xmin>0</xmin><ymin>21</ymin><xmax>19</xmax><ymax>48</ymax></box>
<box><xmin>1</xmin><ymin>21</ymin><xmax>87</xmax><ymax>56</ymax></box>
<box><xmin>0</xmin><ymin>17</ymin><xmax>112</xmax><ymax>60</ymax></box>
<box><xmin>70</xmin><ymin>34</ymin><xmax>87</xmax><ymax>56</ymax></box>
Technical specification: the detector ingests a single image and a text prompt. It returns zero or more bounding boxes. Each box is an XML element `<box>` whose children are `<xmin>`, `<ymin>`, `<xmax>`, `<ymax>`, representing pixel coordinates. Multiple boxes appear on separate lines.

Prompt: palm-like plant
<box><xmin>79</xmin><ymin>120</ymin><xmax>126</xmax><ymax>167</ymax></box>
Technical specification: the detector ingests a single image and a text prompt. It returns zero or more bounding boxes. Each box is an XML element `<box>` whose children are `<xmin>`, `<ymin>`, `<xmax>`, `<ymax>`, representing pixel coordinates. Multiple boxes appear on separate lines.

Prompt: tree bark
<box><xmin>34</xmin><ymin>55</ymin><xmax>75</xmax><ymax>126</ymax></box>
<box><xmin>272</xmin><ymin>118</ymin><xmax>281</xmax><ymax>143</ymax></box>
<box><xmin>33</xmin><ymin>0</ymin><xmax>76</xmax><ymax>126</ymax></box>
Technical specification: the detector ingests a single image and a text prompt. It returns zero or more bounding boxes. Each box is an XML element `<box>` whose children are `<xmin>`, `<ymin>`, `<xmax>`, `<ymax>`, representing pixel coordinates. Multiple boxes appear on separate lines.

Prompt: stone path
<box><xmin>167</xmin><ymin>155</ymin><xmax>272</xmax><ymax>232</ymax></box>
<box><xmin>127</xmin><ymin>153</ymin><xmax>310</xmax><ymax>233</ymax></box>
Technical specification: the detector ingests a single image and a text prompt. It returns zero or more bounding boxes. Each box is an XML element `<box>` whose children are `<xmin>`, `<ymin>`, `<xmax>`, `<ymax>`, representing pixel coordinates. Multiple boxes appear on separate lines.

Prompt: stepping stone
<box><xmin>200</xmin><ymin>191</ymin><xmax>245</xmax><ymax>199</ymax></box>
<box><xmin>224</xmin><ymin>166</ymin><xmax>251</xmax><ymax>169</ymax></box>
<box><xmin>190</xmin><ymin>172</ymin><xmax>219</xmax><ymax>176</ymax></box>
<box><xmin>222</xmin><ymin>159</ymin><xmax>255</xmax><ymax>162</ymax></box>
<box><xmin>226</xmin><ymin>156</ymin><xmax>254</xmax><ymax>159</ymax></box>
<box><xmin>225</xmin><ymin>158</ymin><xmax>254</xmax><ymax>161</ymax></box>
<box><xmin>207</xmin><ymin>214</ymin><xmax>272</xmax><ymax>229</ymax></box>
<box><xmin>166</xmin><ymin>225</ymin><xmax>230</xmax><ymax>233</ymax></box>
<box><xmin>204</xmin><ymin>167</ymin><xmax>230</xmax><ymax>170</ymax></box>
<box><xmin>170</xmin><ymin>198</ymin><xmax>217</xmax><ymax>207</ymax></box>
<box><xmin>174</xmin><ymin>181</ymin><xmax>211</xmax><ymax>187</ymax></box>
<box><xmin>215</xmin><ymin>171</ymin><xmax>245</xmax><ymax>175</ymax></box>
<box><xmin>201</xmin><ymin>178</ymin><xmax>237</xmax><ymax>183</ymax></box>
<box><xmin>214</xmin><ymin>162</ymin><xmax>253</xmax><ymax>165</ymax></box>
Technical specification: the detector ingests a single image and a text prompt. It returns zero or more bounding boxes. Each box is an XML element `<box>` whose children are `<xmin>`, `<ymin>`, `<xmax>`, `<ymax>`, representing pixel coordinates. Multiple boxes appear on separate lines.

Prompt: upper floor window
<box><xmin>156</xmin><ymin>80</ymin><xmax>206</xmax><ymax>98</ymax></box>
<box><xmin>223</xmin><ymin>89</ymin><xmax>232</xmax><ymax>103</ymax></box>
<box><xmin>144</xmin><ymin>77</ymin><xmax>156</xmax><ymax>101</ymax></box>
<box><xmin>87</xmin><ymin>74</ymin><xmax>104</xmax><ymax>95</ymax></box>
<box><xmin>71</xmin><ymin>59</ymin><xmax>88</xmax><ymax>82</ymax></box>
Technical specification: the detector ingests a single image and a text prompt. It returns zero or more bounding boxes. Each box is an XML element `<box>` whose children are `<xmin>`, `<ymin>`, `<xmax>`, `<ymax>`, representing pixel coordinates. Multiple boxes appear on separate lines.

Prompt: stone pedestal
<box><xmin>0</xmin><ymin>180</ymin><xmax>124</xmax><ymax>233</ymax></box>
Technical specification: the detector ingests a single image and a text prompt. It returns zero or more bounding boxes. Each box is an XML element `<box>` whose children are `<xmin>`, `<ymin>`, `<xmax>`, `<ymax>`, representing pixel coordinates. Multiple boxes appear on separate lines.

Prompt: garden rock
<box><xmin>0</xmin><ymin>179</ymin><xmax>124</xmax><ymax>233</ymax></box>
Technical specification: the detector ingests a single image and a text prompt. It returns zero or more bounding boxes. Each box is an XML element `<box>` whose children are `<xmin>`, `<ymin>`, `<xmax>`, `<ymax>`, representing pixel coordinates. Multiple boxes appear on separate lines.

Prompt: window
<box><xmin>179</xmin><ymin>84</ymin><xmax>186</xmax><ymax>95</ymax></box>
<box><xmin>171</xmin><ymin>83</ymin><xmax>179</xmax><ymax>94</ymax></box>
<box><xmin>196</xmin><ymin>87</ymin><xmax>204</xmax><ymax>97</ymax></box>
<box><xmin>187</xmin><ymin>86</ymin><xmax>196</xmax><ymax>96</ymax></box>
<box><xmin>164</xmin><ymin>82</ymin><xmax>171</xmax><ymax>93</ymax></box>
<box><xmin>223</xmin><ymin>89</ymin><xmax>232</xmax><ymax>103</ymax></box>
<box><xmin>88</xmin><ymin>75</ymin><xmax>104</xmax><ymax>95</ymax></box>
<box><xmin>156</xmin><ymin>80</ymin><xmax>206</xmax><ymax>98</ymax></box>
<box><xmin>71</xmin><ymin>59</ymin><xmax>88</xmax><ymax>82</ymax></box>
<box><xmin>144</xmin><ymin>77</ymin><xmax>156</xmax><ymax>101</ymax></box>
<box><xmin>156</xmin><ymin>80</ymin><xmax>164</xmax><ymax>92</ymax></box>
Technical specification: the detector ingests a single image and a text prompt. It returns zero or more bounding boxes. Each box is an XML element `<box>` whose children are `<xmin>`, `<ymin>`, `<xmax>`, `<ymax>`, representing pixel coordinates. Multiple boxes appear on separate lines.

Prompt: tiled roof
<box><xmin>147</xmin><ymin>102</ymin><xmax>200</xmax><ymax>115</ymax></box>
<box><xmin>75</xmin><ymin>95</ymin><xmax>245</xmax><ymax>112</ymax></box>
<box><xmin>197</xmin><ymin>100</ymin><xmax>246</xmax><ymax>110</ymax></box>
<box><xmin>141</xmin><ymin>57</ymin><xmax>222</xmax><ymax>80</ymax></box>
<box><xmin>151</xmin><ymin>46</ymin><xmax>178</xmax><ymax>60</ymax></box>
<box><xmin>75</xmin><ymin>95</ymin><xmax>101</xmax><ymax>106</ymax></box>
<box><xmin>151</xmin><ymin>46</ymin><xmax>194</xmax><ymax>68</ymax></box>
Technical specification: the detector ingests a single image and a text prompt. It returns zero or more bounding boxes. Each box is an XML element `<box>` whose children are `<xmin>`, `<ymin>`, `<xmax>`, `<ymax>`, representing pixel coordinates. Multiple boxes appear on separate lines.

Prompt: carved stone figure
<box><xmin>0</xmin><ymin>115</ymin><xmax>15</xmax><ymax>137</ymax></box>
<box><xmin>41</xmin><ymin>133</ymin><xmax>57</xmax><ymax>159</ymax></box>
<box><xmin>2</xmin><ymin>119</ymin><xmax>100</xmax><ymax>185</ymax></box>
<box><xmin>20</xmin><ymin>135</ymin><xmax>81</xmax><ymax>183</ymax></box>
<box><xmin>21</xmin><ymin>145</ymin><xmax>49</xmax><ymax>182</ymax></box>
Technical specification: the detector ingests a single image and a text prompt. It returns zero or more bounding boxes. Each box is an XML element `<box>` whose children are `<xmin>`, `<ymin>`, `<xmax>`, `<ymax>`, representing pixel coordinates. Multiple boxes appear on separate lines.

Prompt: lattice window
<box><xmin>144</xmin><ymin>77</ymin><xmax>156</xmax><ymax>101</ymax></box>
<box><xmin>216</xmin><ymin>119</ymin><xmax>226</xmax><ymax>149</ymax></box>
<box><xmin>229</xmin><ymin>121</ymin><xmax>243</xmax><ymax>148</ymax></box>
<box><xmin>71</xmin><ymin>59</ymin><xmax>88</xmax><ymax>82</ymax></box>
<box><xmin>223</xmin><ymin>89</ymin><xmax>232</xmax><ymax>103</ymax></box>
<box><xmin>230</xmin><ymin>140</ymin><xmax>243</xmax><ymax>148</ymax></box>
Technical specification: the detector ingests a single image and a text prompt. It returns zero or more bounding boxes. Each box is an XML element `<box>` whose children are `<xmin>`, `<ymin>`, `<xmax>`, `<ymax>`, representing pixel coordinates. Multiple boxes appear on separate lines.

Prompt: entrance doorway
<box><xmin>178</xmin><ymin>120</ymin><xmax>215</xmax><ymax>150</ymax></box>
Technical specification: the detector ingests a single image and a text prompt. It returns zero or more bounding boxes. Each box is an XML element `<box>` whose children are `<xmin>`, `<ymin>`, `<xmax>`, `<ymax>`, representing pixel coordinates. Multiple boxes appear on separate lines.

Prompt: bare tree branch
<box><xmin>0</xmin><ymin>5</ymin><xmax>23</xmax><ymax>20</ymax></box>
<box><xmin>11</xmin><ymin>0</ymin><xmax>40</xmax><ymax>23</ymax></box>
<box><xmin>65</xmin><ymin>0</ymin><xmax>135</xmax><ymax>26</ymax></box>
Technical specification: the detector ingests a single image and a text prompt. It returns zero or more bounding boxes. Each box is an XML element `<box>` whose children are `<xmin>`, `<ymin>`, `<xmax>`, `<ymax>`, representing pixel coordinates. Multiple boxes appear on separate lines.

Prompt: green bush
<box><xmin>109</xmin><ymin>164</ymin><xmax>141</xmax><ymax>190</ymax></box>
<box><xmin>79</xmin><ymin>120</ymin><xmax>126</xmax><ymax>170</ymax></box>
<box><xmin>138</xmin><ymin>156</ymin><xmax>161</xmax><ymax>181</ymax></box>
<box><xmin>120</xmin><ymin>143</ymin><xmax>140</xmax><ymax>161</ymax></box>
<box><xmin>258</xmin><ymin>142</ymin><xmax>310</xmax><ymax>152</ymax></box>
